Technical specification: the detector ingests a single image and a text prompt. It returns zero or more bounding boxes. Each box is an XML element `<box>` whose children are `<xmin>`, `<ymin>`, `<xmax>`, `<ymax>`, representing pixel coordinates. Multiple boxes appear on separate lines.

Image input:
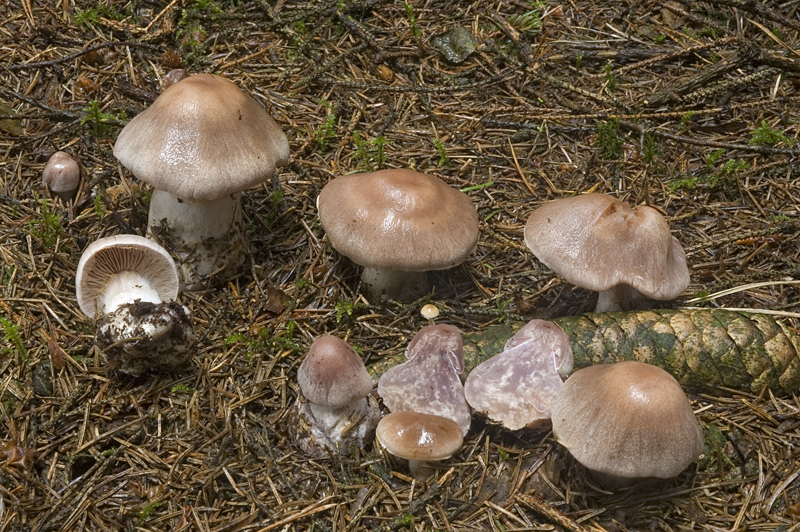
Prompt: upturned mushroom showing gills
<box><xmin>550</xmin><ymin>361</ymin><xmax>703</xmax><ymax>488</ymax></box>
<box><xmin>376</xmin><ymin>411</ymin><xmax>463</xmax><ymax>480</ymax></box>
<box><xmin>317</xmin><ymin>169</ymin><xmax>479</xmax><ymax>301</ymax></box>
<box><xmin>75</xmin><ymin>235</ymin><xmax>194</xmax><ymax>375</ymax></box>
<box><xmin>464</xmin><ymin>319</ymin><xmax>573</xmax><ymax>430</ymax></box>
<box><xmin>377</xmin><ymin>324</ymin><xmax>471</xmax><ymax>436</ymax></box>
<box><xmin>113</xmin><ymin>74</ymin><xmax>290</xmax><ymax>290</ymax></box>
<box><xmin>287</xmin><ymin>335</ymin><xmax>380</xmax><ymax>457</ymax></box>
<box><xmin>524</xmin><ymin>193</ymin><xmax>690</xmax><ymax>312</ymax></box>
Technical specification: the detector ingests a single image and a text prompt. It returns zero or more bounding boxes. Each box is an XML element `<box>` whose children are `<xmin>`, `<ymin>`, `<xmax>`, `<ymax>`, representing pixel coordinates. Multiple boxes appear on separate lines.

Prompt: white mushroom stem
<box><xmin>361</xmin><ymin>267</ymin><xmax>429</xmax><ymax>301</ymax></box>
<box><xmin>102</xmin><ymin>271</ymin><xmax>162</xmax><ymax>314</ymax></box>
<box><xmin>147</xmin><ymin>190</ymin><xmax>246</xmax><ymax>290</ymax></box>
<box><xmin>594</xmin><ymin>284</ymin><xmax>648</xmax><ymax>313</ymax></box>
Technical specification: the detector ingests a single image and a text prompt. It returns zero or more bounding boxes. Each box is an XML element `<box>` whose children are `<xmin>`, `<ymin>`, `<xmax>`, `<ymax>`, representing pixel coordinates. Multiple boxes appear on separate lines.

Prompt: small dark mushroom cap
<box><xmin>551</xmin><ymin>361</ymin><xmax>703</xmax><ymax>481</ymax></box>
<box><xmin>113</xmin><ymin>74</ymin><xmax>289</xmax><ymax>201</ymax></box>
<box><xmin>297</xmin><ymin>335</ymin><xmax>374</xmax><ymax>408</ymax></box>
<box><xmin>376</xmin><ymin>411</ymin><xmax>463</xmax><ymax>462</ymax></box>
<box><xmin>524</xmin><ymin>194</ymin><xmax>689</xmax><ymax>300</ymax></box>
<box><xmin>42</xmin><ymin>151</ymin><xmax>80</xmax><ymax>196</ymax></box>
<box><xmin>317</xmin><ymin>169</ymin><xmax>479</xmax><ymax>272</ymax></box>
<box><xmin>75</xmin><ymin>235</ymin><xmax>179</xmax><ymax>318</ymax></box>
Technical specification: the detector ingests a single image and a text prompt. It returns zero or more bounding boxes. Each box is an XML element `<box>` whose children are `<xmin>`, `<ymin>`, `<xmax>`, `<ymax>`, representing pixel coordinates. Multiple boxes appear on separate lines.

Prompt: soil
<box><xmin>1</xmin><ymin>0</ymin><xmax>800</xmax><ymax>531</ymax></box>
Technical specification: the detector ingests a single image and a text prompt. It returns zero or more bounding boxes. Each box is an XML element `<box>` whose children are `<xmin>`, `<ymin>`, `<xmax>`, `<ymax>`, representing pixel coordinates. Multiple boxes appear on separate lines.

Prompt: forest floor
<box><xmin>1</xmin><ymin>0</ymin><xmax>800</xmax><ymax>530</ymax></box>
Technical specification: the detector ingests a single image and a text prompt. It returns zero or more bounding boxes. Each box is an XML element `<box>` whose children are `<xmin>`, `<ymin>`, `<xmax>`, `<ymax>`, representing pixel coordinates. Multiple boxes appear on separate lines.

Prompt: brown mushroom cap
<box><xmin>523</xmin><ymin>193</ymin><xmax>689</xmax><ymax>301</ymax></box>
<box><xmin>317</xmin><ymin>169</ymin><xmax>479</xmax><ymax>272</ymax></box>
<box><xmin>113</xmin><ymin>74</ymin><xmax>289</xmax><ymax>201</ymax></box>
<box><xmin>551</xmin><ymin>361</ymin><xmax>703</xmax><ymax>482</ymax></box>
<box><xmin>297</xmin><ymin>335</ymin><xmax>374</xmax><ymax>408</ymax></box>
<box><xmin>75</xmin><ymin>235</ymin><xmax>179</xmax><ymax>318</ymax></box>
<box><xmin>42</xmin><ymin>151</ymin><xmax>80</xmax><ymax>196</ymax></box>
<box><xmin>376</xmin><ymin>411</ymin><xmax>463</xmax><ymax>462</ymax></box>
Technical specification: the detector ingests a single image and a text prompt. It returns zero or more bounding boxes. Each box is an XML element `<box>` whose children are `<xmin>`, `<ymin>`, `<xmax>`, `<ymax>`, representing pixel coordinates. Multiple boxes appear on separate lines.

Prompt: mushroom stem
<box><xmin>147</xmin><ymin>190</ymin><xmax>246</xmax><ymax>290</ymax></box>
<box><xmin>407</xmin><ymin>459</ymin><xmax>434</xmax><ymax>480</ymax></box>
<box><xmin>102</xmin><ymin>271</ymin><xmax>162</xmax><ymax>314</ymax></box>
<box><xmin>361</xmin><ymin>267</ymin><xmax>429</xmax><ymax>301</ymax></box>
<box><xmin>594</xmin><ymin>284</ymin><xmax>647</xmax><ymax>313</ymax></box>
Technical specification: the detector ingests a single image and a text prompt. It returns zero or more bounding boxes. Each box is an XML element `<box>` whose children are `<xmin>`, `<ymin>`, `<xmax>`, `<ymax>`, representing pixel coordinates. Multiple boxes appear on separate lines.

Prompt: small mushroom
<box><xmin>317</xmin><ymin>169</ymin><xmax>479</xmax><ymax>301</ymax></box>
<box><xmin>376</xmin><ymin>411</ymin><xmax>463</xmax><ymax>479</ymax></box>
<box><xmin>113</xmin><ymin>74</ymin><xmax>290</xmax><ymax>290</ymax></box>
<box><xmin>378</xmin><ymin>324</ymin><xmax>471</xmax><ymax>436</ymax></box>
<box><xmin>75</xmin><ymin>235</ymin><xmax>194</xmax><ymax>375</ymax></box>
<box><xmin>551</xmin><ymin>361</ymin><xmax>703</xmax><ymax>488</ymax></box>
<box><xmin>464</xmin><ymin>319</ymin><xmax>573</xmax><ymax>430</ymax></box>
<box><xmin>288</xmin><ymin>335</ymin><xmax>380</xmax><ymax>457</ymax></box>
<box><xmin>524</xmin><ymin>193</ymin><xmax>689</xmax><ymax>312</ymax></box>
<box><xmin>42</xmin><ymin>151</ymin><xmax>80</xmax><ymax>202</ymax></box>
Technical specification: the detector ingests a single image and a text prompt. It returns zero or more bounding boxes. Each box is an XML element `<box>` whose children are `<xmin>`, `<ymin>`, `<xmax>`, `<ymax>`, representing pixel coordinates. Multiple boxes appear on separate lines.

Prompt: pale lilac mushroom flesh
<box><xmin>75</xmin><ymin>235</ymin><xmax>194</xmax><ymax>375</ymax></box>
<box><xmin>524</xmin><ymin>193</ymin><xmax>690</xmax><ymax>312</ymax></box>
<box><xmin>288</xmin><ymin>335</ymin><xmax>379</xmax><ymax>457</ymax></box>
<box><xmin>377</xmin><ymin>324</ymin><xmax>471</xmax><ymax>436</ymax></box>
<box><xmin>113</xmin><ymin>74</ymin><xmax>290</xmax><ymax>290</ymax></box>
<box><xmin>317</xmin><ymin>169</ymin><xmax>479</xmax><ymax>301</ymax></box>
<box><xmin>464</xmin><ymin>319</ymin><xmax>573</xmax><ymax>430</ymax></box>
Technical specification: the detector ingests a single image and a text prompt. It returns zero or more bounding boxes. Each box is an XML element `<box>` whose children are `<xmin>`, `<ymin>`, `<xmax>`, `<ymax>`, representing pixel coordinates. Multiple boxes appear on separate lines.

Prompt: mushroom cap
<box><xmin>551</xmin><ymin>361</ymin><xmax>703</xmax><ymax>481</ymax></box>
<box><xmin>523</xmin><ymin>194</ymin><xmax>689</xmax><ymax>300</ymax></box>
<box><xmin>317</xmin><ymin>169</ymin><xmax>479</xmax><ymax>272</ymax></box>
<box><xmin>376</xmin><ymin>411</ymin><xmax>464</xmax><ymax>461</ymax></box>
<box><xmin>464</xmin><ymin>320</ymin><xmax>573</xmax><ymax>430</ymax></box>
<box><xmin>113</xmin><ymin>74</ymin><xmax>289</xmax><ymax>201</ymax></box>
<box><xmin>76</xmin><ymin>235</ymin><xmax>179</xmax><ymax>318</ymax></box>
<box><xmin>42</xmin><ymin>151</ymin><xmax>80</xmax><ymax>194</ymax></box>
<box><xmin>297</xmin><ymin>335</ymin><xmax>374</xmax><ymax>408</ymax></box>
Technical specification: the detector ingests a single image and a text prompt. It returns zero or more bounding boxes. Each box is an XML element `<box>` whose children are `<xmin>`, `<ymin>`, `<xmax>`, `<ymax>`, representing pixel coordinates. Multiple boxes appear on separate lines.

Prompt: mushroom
<box><xmin>464</xmin><ymin>319</ymin><xmax>573</xmax><ymax>430</ymax></box>
<box><xmin>42</xmin><ymin>151</ymin><xmax>80</xmax><ymax>202</ymax></box>
<box><xmin>550</xmin><ymin>361</ymin><xmax>703</xmax><ymax>488</ymax></box>
<box><xmin>378</xmin><ymin>324</ymin><xmax>471</xmax><ymax>436</ymax></box>
<box><xmin>75</xmin><ymin>234</ymin><xmax>194</xmax><ymax>375</ymax></box>
<box><xmin>524</xmin><ymin>193</ymin><xmax>689</xmax><ymax>312</ymax></box>
<box><xmin>113</xmin><ymin>74</ymin><xmax>290</xmax><ymax>290</ymax></box>
<box><xmin>288</xmin><ymin>335</ymin><xmax>380</xmax><ymax>457</ymax></box>
<box><xmin>317</xmin><ymin>169</ymin><xmax>479</xmax><ymax>301</ymax></box>
<box><xmin>376</xmin><ymin>411</ymin><xmax>464</xmax><ymax>479</ymax></box>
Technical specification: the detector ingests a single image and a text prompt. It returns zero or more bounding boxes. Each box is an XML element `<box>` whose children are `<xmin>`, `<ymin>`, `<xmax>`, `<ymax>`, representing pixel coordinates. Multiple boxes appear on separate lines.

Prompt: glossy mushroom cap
<box><xmin>524</xmin><ymin>194</ymin><xmax>689</xmax><ymax>310</ymax></box>
<box><xmin>42</xmin><ymin>151</ymin><xmax>80</xmax><ymax>200</ymax></box>
<box><xmin>76</xmin><ymin>235</ymin><xmax>179</xmax><ymax>318</ymax></box>
<box><xmin>113</xmin><ymin>73</ymin><xmax>289</xmax><ymax>201</ymax></box>
<box><xmin>377</xmin><ymin>411</ymin><xmax>464</xmax><ymax>462</ymax></box>
<box><xmin>318</xmin><ymin>169</ymin><xmax>478</xmax><ymax>271</ymax></box>
<box><xmin>551</xmin><ymin>361</ymin><xmax>703</xmax><ymax>486</ymax></box>
<box><xmin>297</xmin><ymin>335</ymin><xmax>374</xmax><ymax>408</ymax></box>
<box><xmin>317</xmin><ymin>169</ymin><xmax>479</xmax><ymax>300</ymax></box>
<box><xmin>464</xmin><ymin>319</ymin><xmax>573</xmax><ymax>430</ymax></box>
